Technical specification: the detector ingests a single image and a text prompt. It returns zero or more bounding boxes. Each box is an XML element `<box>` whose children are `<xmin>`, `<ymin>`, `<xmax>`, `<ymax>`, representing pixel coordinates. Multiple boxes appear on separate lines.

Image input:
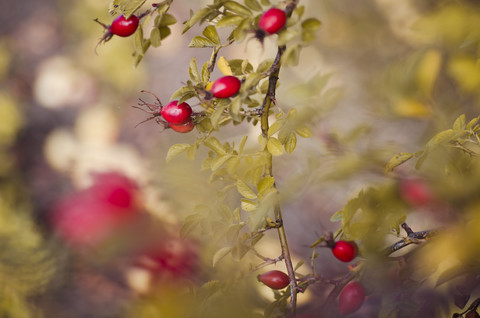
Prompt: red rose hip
<box><xmin>398</xmin><ymin>178</ymin><xmax>433</xmax><ymax>207</ymax></box>
<box><xmin>210</xmin><ymin>76</ymin><xmax>241</xmax><ymax>99</ymax></box>
<box><xmin>338</xmin><ymin>281</ymin><xmax>366</xmax><ymax>316</ymax></box>
<box><xmin>160</xmin><ymin>100</ymin><xmax>193</xmax><ymax>125</ymax></box>
<box><xmin>332</xmin><ymin>240</ymin><xmax>357</xmax><ymax>262</ymax></box>
<box><xmin>170</xmin><ymin>119</ymin><xmax>195</xmax><ymax>133</ymax></box>
<box><xmin>258</xmin><ymin>8</ymin><xmax>287</xmax><ymax>34</ymax></box>
<box><xmin>258</xmin><ymin>270</ymin><xmax>290</xmax><ymax>289</ymax></box>
<box><xmin>110</xmin><ymin>15</ymin><xmax>140</xmax><ymax>37</ymax></box>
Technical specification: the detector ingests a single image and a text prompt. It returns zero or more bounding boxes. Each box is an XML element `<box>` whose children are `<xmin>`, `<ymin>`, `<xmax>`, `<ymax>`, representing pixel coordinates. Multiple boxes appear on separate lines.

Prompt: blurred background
<box><xmin>1</xmin><ymin>0</ymin><xmax>480</xmax><ymax>317</ymax></box>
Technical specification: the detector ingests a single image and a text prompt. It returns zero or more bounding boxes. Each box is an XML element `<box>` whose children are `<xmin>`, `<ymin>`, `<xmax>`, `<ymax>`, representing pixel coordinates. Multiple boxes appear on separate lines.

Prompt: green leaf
<box><xmin>244</xmin><ymin>72</ymin><xmax>261</xmax><ymax>90</ymax></box>
<box><xmin>212</xmin><ymin>246</ymin><xmax>233</xmax><ymax>267</ymax></box>
<box><xmin>211</xmin><ymin>155</ymin><xmax>232</xmax><ymax>171</ymax></box>
<box><xmin>453</xmin><ymin>114</ymin><xmax>466</xmax><ymax>131</ymax></box>
<box><xmin>180</xmin><ymin>213</ymin><xmax>204</xmax><ymax>238</ymax></box>
<box><xmin>301</xmin><ymin>18</ymin><xmax>322</xmax><ymax>31</ymax></box>
<box><xmin>189</xmin><ymin>57</ymin><xmax>201</xmax><ymax>82</ymax></box>
<box><xmin>278</xmin><ymin>29</ymin><xmax>300</xmax><ymax>46</ymax></box>
<box><xmin>284</xmin><ymin>132</ymin><xmax>297</xmax><ymax>154</ymax></box>
<box><xmin>330</xmin><ymin>210</ymin><xmax>342</xmax><ymax>222</ymax></box>
<box><xmin>257</xmin><ymin>176</ymin><xmax>275</xmax><ymax>195</ymax></box>
<box><xmin>268</xmin><ymin>119</ymin><xmax>286</xmax><ymax>137</ymax></box>
<box><xmin>260</xmin><ymin>0</ymin><xmax>270</xmax><ymax>5</ymax></box>
<box><xmin>210</xmin><ymin>102</ymin><xmax>229</xmax><ymax>129</ymax></box>
<box><xmin>109</xmin><ymin>0</ymin><xmax>146</xmax><ymax>18</ymax></box>
<box><xmin>426</xmin><ymin>129</ymin><xmax>457</xmax><ymax>148</ymax></box>
<box><xmin>466</xmin><ymin>116</ymin><xmax>479</xmax><ymax>130</ymax></box>
<box><xmin>237</xmin><ymin>180</ymin><xmax>257</xmax><ymax>199</ymax></box>
<box><xmin>203</xmin><ymin>25</ymin><xmax>221</xmax><ymax>45</ymax></box>
<box><xmin>241</xmin><ymin>199</ymin><xmax>258</xmax><ymax>212</ymax></box>
<box><xmin>134</xmin><ymin>27</ymin><xmax>145</xmax><ymax>54</ymax></box>
<box><xmin>224</xmin><ymin>1</ymin><xmax>253</xmax><ymax>17</ymax></box>
<box><xmin>267</xmin><ymin>137</ymin><xmax>283</xmax><ymax>156</ymax></box>
<box><xmin>183</xmin><ymin>7</ymin><xmax>212</xmax><ymax>33</ymax></box>
<box><xmin>170</xmin><ymin>86</ymin><xmax>194</xmax><ymax>101</ymax></box>
<box><xmin>159</xmin><ymin>26</ymin><xmax>171</xmax><ymax>39</ymax></box>
<box><xmin>230</xmin><ymin>97</ymin><xmax>242</xmax><ymax>122</ymax></box>
<box><xmin>294</xmin><ymin>260</ymin><xmax>305</xmax><ymax>271</ymax></box>
<box><xmin>217</xmin><ymin>14</ymin><xmax>245</xmax><ymax>27</ymax></box>
<box><xmin>282</xmin><ymin>45</ymin><xmax>300</xmax><ymax>67</ymax></box>
<box><xmin>238</xmin><ymin>135</ymin><xmax>248</xmax><ymax>154</ymax></box>
<box><xmin>189</xmin><ymin>36</ymin><xmax>216</xmax><ymax>48</ymax></box>
<box><xmin>150</xmin><ymin>28</ymin><xmax>162</xmax><ymax>47</ymax></box>
<box><xmin>385</xmin><ymin>152</ymin><xmax>414</xmax><ymax>173</ymax></box>
<box><xmin>256</xmin><ymin>59</ymin><xmax>274</xmax><ymax>74</ymax></box>
<box><xmin>186</xmin><ymin>144</ymin><xmax>198</xmax><ymax>160</ymax></box>
<box><xmin>248</xmin><ymin>190</ymin><xmax>277</xmax><ymax>231</ymax></box>
<box><xmin>166</xmin><ymin>143</ymin><xmax>191</xmax><ymax>162</ymax></box>
<box><xmin>295</xmin><ymin>125</ymin><xmax>312</xmax><ymax>138</ymax></box>
<box><xmin>159</xmin><ymin>13</ymin><xmax>177</xmax><ymax>26</ymax></box>
<box><xmin>204</xmin><ymin>137</ymin><xmax>227</xmax><ymax>155</ymax></box>
<box><xmin>244</xmin><ymin>0</ymin><xmax>262</xmax><ymax>11</ymax></box>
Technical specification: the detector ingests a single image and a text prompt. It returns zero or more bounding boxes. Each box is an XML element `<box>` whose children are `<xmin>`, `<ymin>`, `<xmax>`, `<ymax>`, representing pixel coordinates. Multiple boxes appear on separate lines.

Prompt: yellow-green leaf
<box><xmin>241</xmin><ymin>199</ymin><xmax>257</xmax><ymax>212</ymax></box>
<box><xmin>237</xmin><ymin>180</ymin><xmax>257</xmax><ymax>199</ymax></box>
<box><xmin>257</xmin><ymin>176</ymin><xmax>275</xmax><ymax>195</ymax></box>
<box><xmin>296</xmin><ymin>125</ymin><xmax>312</xmax><ymax>138</ymax></box>
<box><xmin>204</xmin><ymin>137</ymin><xmax>227</xmax><ymax>155</ymax></box>
<box><xmin>212</xmin><ymin>246</ymin><xmax>232</xmax><ymax>267</ymax></box>
<box><xmin>267</xmin><ymin>137</ymin><xmax>283</xmax><ymax>156</ymax></box>
<box><xmin>218</xmin><ymin>56</ymin><xmax>233</xmax><ymax>76</ymax></box>
<box><xmin>166</xmin><ymin>143</ymin><xmax>191</xmax><ymax>162</ymax></box>
<box><xmin>385</xmin><ymin>152</ymin><xmax>413</xmax><ymax>173</ymax></box>
<box><xmin>224</xmin><ymin>1</ymin><xmax>252</xmax><ymax>17</ymax></box>
<box><xmin>284</xmin><ymin>132</ymin><xmax>297</xmax><ymax>154</ymax></box>
<box><xmin>203</xmin><ymin>25</ymin><xmax>221</xmax><ymax>45</ymax></box>
<box><xmin>150</xmin><ymin>28</ymin><xmax>162</xmax><ymax>47</ymax></box>
<box><xmin>453</xmin><ymin>114</ymin><xmax>466</xmax><ymax>131</ymax></box>
<box><xmin>211</xmin><ymin>155</ymin><xmax>232</xmax><ymax>170</ymax></box>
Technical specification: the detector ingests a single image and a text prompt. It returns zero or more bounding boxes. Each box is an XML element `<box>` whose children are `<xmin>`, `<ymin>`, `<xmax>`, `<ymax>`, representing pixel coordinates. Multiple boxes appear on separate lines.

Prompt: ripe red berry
<box><xmin>258</xmin><ymin>270</ymin><xmax>290</xmax><ymax>289</ymax></box>
<box><xmin>466</xmin><ymin>311</ymin><xmax>480</xmax><ymax>318</ymax></box>
<box><xmin>398</xmin><ymin>178</ymin><xmax>433</xmax><ymax>207</ymax></box>
<box><xmin>258</xmin><ymin>8</ymin><xmax>287</xmax><ymax>34</ymax></box>
<box><xmin>170</xmin><ymin>119</ymin><xmax>195</xmax><ymax>133</ymax></box>
<box><xmin>109</xmin><ymin>15</ymin><xmax>139</xmax><ymax>37</ymax></box>
<box><xmin>210</xmin><ymin>76</ymin><xmax>241</xmax><ymax>99</ymax></box>
<box><xmin>332</xmin><ymin>240</ymin><xmax>357</xmax><ymax>263</ymax></box>
<box><xmin>51</xmin><ymin>172</ymin><xmax>140</xmax><ymax>247</ymax></box>
<box><xmin>338</xmin><ymin>281</ymin><xmax>366</xmax><ymax>316</ymax></box>
<box><xmin>160</xmin><ymin>100</ymin><xmax>193</xmax><ymax>125</ymax></box>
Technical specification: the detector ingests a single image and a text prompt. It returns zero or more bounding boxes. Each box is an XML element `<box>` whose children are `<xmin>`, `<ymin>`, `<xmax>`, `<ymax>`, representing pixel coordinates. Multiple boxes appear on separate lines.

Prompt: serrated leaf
<box><xmin>453</xmin><ymin>114</ymin><xmax>466</xmax><ymax>131</ymax></box>
<box><xmin>241</xmin><ymin>199</ymin><xmax>258</xmax><ymax>212</ymax></box>
<box><xmin>204</xmin><ymin>137</ymin><xmax>226</xmax><ymax>155</ymax></box>
<box><xmin>166</xmin><ymin>143</ymin><xmax>191</xmax><ymax>162</ymax></box>
<box><xmin>267</xmin><ymin>137</ymin><xmax>283</xmax><ymax>156</ymax></box>
<box><xmin>257</xmin><ymin>176</ymin><xmax>275</xmax><ymax>195</ymax></box>
<box><xmin>189</xmin><ymin>36</ymin><xmax>216</xmax><ymax>48</ymax></box>
<box><xmin>218</xmin><ymin>56</ymin><xmax>233</xmax><ymax>76</ymax></box>
<box><xmin>296</xmin><ymin>125</ymin><xmax>312</xmax><ymax>138</ymax></box>
<box><xmin>189</xmin><ymin>57</ymin><xmax>201</xmax><ymax>82</ymax></box>
<box><xmin>212</xmin><ymin>246</ymin><xmax>232</xmax><ymax>267</ymax></box>
<box><xmin>237</xmin><ymin>180</ymin><xmax>257</xmax><ymax>199</ymax></box>
<box><xmin>183</xmin><ymin>7</ymin><xmax>212</xmax><ymax>33</ymax></box>
<box><xmin>244</xmin><ymin>0</ymin><xmax>262</xmax><ymax>11</ymax></box>
<box><xmin>150</xmin><ymin>28</ymin><xmax>162</xmax><ymax>47</ymax></box>
<box><xmin>284</xmin><ymin>132</ymin><xmax>297</xmax><ymax>154</ymax></box>
<box><xmin>170</xmin><ymin>86</ymin><xmax>194</xmax><ymax>101</ymax></box>
<box><xmin>203</xmin><ymin>25</ymin><xmax>221</xmax><ymax>45</ymax></box>
<box><xmin>224</xmin><ymin>1</ymin><xmax>253</xmax><ymax>17</ymax></box>
<box><xmin>217</xmin><ymin>14</ymin><xmax>245</xmax><ymax>28</ymax></box>
<box><xmin>385</xmin><ymin>152</ymin><xmax>413</xmax><ymax>173</ymax></box>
